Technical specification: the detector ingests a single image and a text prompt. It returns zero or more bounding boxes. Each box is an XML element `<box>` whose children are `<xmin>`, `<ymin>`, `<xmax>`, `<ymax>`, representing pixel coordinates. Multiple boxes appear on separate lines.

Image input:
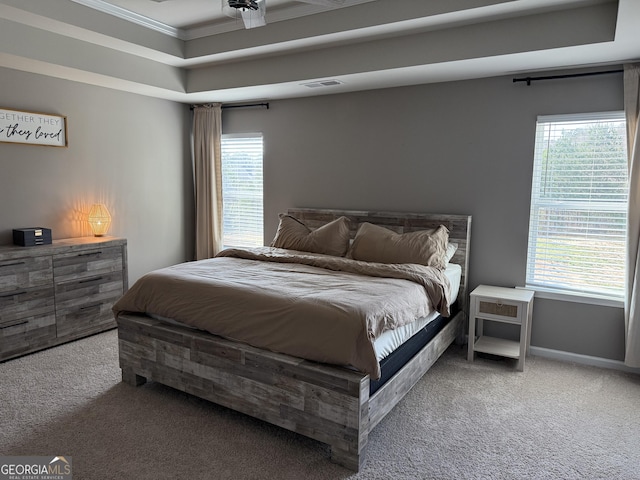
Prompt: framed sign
<box><xmin>0</xmin><ymin>107</ymin><xmax>67</xmax><ymax>147</ymax></box>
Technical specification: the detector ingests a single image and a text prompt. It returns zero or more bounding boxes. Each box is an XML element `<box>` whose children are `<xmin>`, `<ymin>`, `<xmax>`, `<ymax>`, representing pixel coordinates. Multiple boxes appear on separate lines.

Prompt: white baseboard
<box><xmin>464</xmin><ymin>334</ymin><xmax>640</xmax><ymax>374</ymax></box>
<box><xmin>530</xmin><ymin>346</ymin><xmax>640</xmax><ymax>374</ymax></box>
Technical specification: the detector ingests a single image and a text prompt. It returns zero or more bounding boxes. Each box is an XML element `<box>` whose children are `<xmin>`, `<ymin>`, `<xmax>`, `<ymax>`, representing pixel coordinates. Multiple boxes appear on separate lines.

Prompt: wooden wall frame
<box><xmin>0</xmin><ymin>107</ymin><xmax>67</xmax><ymax>147</ymax></box>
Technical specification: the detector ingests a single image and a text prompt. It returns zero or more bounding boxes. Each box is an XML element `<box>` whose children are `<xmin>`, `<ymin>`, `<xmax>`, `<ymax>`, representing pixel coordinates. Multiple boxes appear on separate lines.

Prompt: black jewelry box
<box><xmin>13</xmin><ymin>227</ymin><xmax>52</xmax><ymax>246</ymax></box>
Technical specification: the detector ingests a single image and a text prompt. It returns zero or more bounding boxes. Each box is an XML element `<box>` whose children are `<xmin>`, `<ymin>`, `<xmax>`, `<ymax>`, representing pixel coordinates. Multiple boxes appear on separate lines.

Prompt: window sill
<box><xmin>521</xmin><ymin>285</ymin><xmax>624</xmax><ymax>308</ymax></box>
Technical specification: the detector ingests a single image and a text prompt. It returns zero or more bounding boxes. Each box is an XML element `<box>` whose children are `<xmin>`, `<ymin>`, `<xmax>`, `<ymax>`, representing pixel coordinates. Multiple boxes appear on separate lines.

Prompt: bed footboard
<box><xmin>117</xmin><ymin>310</ymin><xmax>463</xmax><ymax>471</ymax></box>
<box><xmin>117</xmin><ymin>313</ymin><xmax>370</xmax><ymax>471</ymax></box>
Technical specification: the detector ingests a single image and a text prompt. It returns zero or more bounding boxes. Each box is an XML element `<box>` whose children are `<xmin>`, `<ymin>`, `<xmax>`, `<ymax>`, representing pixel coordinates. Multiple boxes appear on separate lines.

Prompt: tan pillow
<box><xmin>349</xmin><ymin>222</ymin><xmax>450</xmax><ymax>269</ymax></box>
<box><xmin>270</xmin><ymin>214</ymin><xmax>351</xmax><ymax>257</ymax></box>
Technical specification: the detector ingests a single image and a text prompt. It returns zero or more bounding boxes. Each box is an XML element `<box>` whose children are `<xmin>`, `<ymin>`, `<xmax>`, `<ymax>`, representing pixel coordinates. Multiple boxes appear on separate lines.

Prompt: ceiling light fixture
<box><xmin>224</xmin><ymin>0</ymin><xmax>346</xmax><ymax>29</ymax></box>
<box><xmin>228</xmin><ymin>0</ymin><xmax>259</xmax><ymax>10</ymax></box>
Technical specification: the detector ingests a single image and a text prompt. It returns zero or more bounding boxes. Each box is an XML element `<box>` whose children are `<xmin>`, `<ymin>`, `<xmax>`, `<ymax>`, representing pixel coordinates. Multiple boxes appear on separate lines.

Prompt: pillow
<box><xmin>445</xmin><ymin>242</ymin><xmax>459</xmax><ymax>263</ymax></box>
<box><xmin>270</xmin><ymin>214</ymin><xmax>351</xmax><ymax>257</ymax></box>
<box><xmin>349</xmin><ymin>222</ymin><xmax>450</xmax><ymax>269</ymax></box>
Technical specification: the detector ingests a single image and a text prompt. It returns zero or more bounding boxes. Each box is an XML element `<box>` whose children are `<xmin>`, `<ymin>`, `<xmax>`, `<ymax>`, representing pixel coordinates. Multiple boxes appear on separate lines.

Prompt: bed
<box><xmin>114</xmin><ymin>208</ymin><xmax>471</xmax><ymax>471</ymax></box>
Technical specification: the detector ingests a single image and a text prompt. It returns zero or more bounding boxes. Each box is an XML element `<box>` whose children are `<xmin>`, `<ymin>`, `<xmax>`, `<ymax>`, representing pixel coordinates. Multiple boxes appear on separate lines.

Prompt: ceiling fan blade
<box><xmin>296</xmin><ymin>0</ymin><xmax>346</xmax><ymax>6</ymax></box>
<box><xmin>240</xmin><ymin>0</ymin><xmax>266</xmax><ymax>29</ymax></box>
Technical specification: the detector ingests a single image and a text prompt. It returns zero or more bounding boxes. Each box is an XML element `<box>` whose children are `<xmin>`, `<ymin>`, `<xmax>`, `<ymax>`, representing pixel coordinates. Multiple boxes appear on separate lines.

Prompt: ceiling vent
<box><xmin>302</xmin><ymin>79</ymin><xmax>344</xmax><ymax>88</ymax></box>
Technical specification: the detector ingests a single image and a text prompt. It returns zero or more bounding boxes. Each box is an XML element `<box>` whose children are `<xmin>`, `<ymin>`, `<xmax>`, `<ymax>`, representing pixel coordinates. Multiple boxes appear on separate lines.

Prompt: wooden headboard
<box><xmin>287</xmin><ymin>208</ymin><xmax>472</xmax><ymax>315</ymax></box>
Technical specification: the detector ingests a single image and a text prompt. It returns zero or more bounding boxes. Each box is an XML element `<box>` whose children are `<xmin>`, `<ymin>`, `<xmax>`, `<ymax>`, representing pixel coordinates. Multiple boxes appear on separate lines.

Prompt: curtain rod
<box><xmin>223</xmin><ymin>102</ymin><xmax>269</xmax><ymax>110</ymax></box>
<box><xmin>190</xmin><ymin>102</ymin><xmax>270</xmax><ymax>110</ymax></box>
<box><xmin>512</xmin><ymin>69</ymin><xmax>623</xmax><ymax>86</ymax></box>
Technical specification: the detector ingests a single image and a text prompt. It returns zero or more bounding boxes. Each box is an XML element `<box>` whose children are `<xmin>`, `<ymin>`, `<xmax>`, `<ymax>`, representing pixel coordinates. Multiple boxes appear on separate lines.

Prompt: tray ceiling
<box><xmin>0</xmin><ymin>0</ymin><xmax>638</xmax><ymax>104</ymax></box>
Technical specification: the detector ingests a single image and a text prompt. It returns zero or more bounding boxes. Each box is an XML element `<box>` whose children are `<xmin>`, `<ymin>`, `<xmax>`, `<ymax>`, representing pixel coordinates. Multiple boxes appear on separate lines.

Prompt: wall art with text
<box><xmin>0</xmin><ymin>107</ymin><xmax>67</xmax><ymax>147</ymax></box>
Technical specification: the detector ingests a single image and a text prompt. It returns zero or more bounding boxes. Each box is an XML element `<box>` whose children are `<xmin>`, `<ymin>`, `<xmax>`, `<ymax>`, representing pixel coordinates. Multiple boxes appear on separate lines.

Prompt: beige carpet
<box><xmin>1</xmin><ymin>330</ymin><xmax>639</xmax><ymax>480</ymax></box>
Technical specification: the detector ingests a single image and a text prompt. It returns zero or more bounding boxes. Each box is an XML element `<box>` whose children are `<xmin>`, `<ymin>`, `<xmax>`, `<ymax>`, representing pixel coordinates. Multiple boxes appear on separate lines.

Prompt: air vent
<box><xmin>301</xmin><ymin>80</ymin><xmax>344</xmax><ymax>88</ymax></box>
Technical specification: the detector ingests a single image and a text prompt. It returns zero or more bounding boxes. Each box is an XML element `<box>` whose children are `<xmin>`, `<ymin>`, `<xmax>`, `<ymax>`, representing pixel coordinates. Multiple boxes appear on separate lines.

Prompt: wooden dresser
<box><xmin>0</xmin><ymin>236</ymin><xmax>127</xmax><ymax>361</ymax></box>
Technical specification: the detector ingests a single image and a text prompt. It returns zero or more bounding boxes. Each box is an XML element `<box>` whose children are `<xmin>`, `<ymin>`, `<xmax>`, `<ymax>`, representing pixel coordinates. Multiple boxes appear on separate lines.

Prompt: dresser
<box><xmin>0</xmin><ymin>236</ymin><xmax>127</xmax><ymax>361</ymax></box>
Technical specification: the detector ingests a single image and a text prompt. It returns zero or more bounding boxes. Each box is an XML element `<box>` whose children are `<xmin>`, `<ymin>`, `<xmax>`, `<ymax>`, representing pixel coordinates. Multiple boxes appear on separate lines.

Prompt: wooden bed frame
<box><xmin>117</xmin><ymin>209</ymin><xmax>471</xmax><ymax>471</ymax></box>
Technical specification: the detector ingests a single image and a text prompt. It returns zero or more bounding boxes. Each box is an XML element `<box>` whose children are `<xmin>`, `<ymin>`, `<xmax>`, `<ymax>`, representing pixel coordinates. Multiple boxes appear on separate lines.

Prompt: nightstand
<box><xmin>467</xmin><ymin>285</ymin><xmax>534</xmax><ymax>371</ymax></box>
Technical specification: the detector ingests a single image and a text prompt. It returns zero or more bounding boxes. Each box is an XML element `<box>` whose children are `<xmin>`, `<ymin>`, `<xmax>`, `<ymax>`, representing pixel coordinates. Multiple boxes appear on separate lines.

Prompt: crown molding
<box><xmin>69</xmin><ymin>0</ymin><xmax>183</xmax><ymax>38</ymax></box>
<box><xmin>69</xmin><ymin>0</ymin><xmax>377</xmax><ymax>41</ymax></box>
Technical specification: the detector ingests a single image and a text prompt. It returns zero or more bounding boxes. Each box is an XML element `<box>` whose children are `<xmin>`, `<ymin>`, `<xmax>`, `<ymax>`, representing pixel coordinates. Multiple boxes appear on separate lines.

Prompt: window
<box><xmin>526</xmin><ymin>112</ymin><xmax>628</xmax><ymax>299</ymax></box>
<box><xmin>221</xmin><ymin>133</ymin><xmax>263</xmax><ymax>248</ymax></box>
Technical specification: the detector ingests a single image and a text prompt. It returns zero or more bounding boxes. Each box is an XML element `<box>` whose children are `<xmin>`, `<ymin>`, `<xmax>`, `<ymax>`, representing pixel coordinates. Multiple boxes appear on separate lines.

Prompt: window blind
<box><xmin>526</xmin><ymin>112</ymin><xmax>628</xmax><ymax>298</ymax></box>
<box><xmin>221</xmin><ymin>133</ymin><xmax>264</xmax><ymax>248</ymax></box>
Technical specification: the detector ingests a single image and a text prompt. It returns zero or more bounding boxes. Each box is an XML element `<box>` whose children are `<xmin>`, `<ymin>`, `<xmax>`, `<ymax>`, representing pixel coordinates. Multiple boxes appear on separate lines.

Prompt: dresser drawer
<box><xmin>53</xmin><ymin>246</ymin><xmax>123</xmax><ymax>283</ymax></box>
<box><xmin>0</xmin><ymin>313</ymin><xmax>57</xmax><ymax>359</ymax></box>
<box><xmin>55</xmin><ymin>271</ymin><xmax>123</xmax><ymax>338</ymax></box>
<box><xmin>55</xmin><ymin>304</ymin><xmax>116</xmax><ymax>338</ymax></box>
<box><xmin>0</xmin><ymin>286</ymin><xmax>55</xmax><ymax>323</ymax></box>
<box><xmin>0</xmin><ymin>256</ymin><xmax>53</xmax><ymax>293</ymax></box>
<box><xmin>0</xmin><ymin>286</ymin><xmax>56</xmax><ymax>361</ymax></box>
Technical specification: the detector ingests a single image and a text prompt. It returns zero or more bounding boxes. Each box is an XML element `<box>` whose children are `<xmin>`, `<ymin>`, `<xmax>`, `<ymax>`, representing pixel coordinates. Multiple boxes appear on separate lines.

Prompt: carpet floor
<box><xmin>1</xmin><ymin>330</ymin><xmax>639</xmax><ymax>479</ymax></box>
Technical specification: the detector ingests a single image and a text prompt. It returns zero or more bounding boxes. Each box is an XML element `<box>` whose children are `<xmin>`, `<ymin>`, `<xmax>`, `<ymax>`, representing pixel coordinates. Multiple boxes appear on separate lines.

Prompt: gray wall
<box><xmin>0</xmin><ymin>67</ymin><xmax>194</xmax><ymax>284</ymax></box>
<box><xmin>0</xmin><ymin>64</ymin><xmax>625</xmax><ymax>362</ymax></box>
<box><xmin>223</xmin><ymin>71</ymin><xmax>626</xmax><ymax>362</ymax></box>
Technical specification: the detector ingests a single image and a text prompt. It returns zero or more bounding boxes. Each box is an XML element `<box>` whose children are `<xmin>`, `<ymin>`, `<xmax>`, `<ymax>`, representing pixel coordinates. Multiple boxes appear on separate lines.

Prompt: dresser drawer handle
<box><xmin>0</xmin><ymin>319</ymin><xmax>28</xmax><ymax>329</ymax></box>
<box><xmin>80</xmin><ymin>303</ymin><xmax>102</xmax><ymax>311</ymax></box>
<box><xmin>78</xmin><ymin>251</ymin><xmax>103</xmax><ymax>257</ymax></box>
<box><xmin>79</xmin><ymin>276</ymin><xmax>103</xmax><ymax>284</ymax></box>
<box><xmin>0</xmin><ymin>290</ymin><xmax>26</xmax><ymax>298</ymax></box>
<box><xmin>0</xmin><ymin>261</ymin><xmax>26</xmax><ymax>268</ymax></box>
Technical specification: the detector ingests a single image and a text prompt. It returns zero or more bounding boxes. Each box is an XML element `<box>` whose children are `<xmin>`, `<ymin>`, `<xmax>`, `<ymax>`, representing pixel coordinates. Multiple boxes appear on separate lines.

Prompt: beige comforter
<box><xmin>113</xmin><ymin>247</ymin><xmax>451</xmax><ymax>379</ymax></box>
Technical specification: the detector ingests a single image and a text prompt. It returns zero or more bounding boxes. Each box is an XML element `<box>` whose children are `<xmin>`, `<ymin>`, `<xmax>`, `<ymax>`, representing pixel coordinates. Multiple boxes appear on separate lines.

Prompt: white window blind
<box><xmin>221</xmin><ymin>133</ymin><xmax>263</xmax><ymax>248</ymax></box>
<box><xmin>526</xmin><ymin>112</ymin><xmax>628</xmax><ymax>298</ymax></box>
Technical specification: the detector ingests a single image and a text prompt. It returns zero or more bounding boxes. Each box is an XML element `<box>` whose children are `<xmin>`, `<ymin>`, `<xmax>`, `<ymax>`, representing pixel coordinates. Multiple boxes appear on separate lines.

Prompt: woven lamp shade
<box><xmin>88</xmin><ymin>204</ymin><xmax>112</xmax><ymax>236</ymax></box>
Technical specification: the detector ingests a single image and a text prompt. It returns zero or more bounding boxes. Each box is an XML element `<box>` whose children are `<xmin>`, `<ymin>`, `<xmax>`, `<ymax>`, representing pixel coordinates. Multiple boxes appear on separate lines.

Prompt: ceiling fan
<box><xmin>223</xmin><ymin>0</ymin><xmax>346</xmax><ymax>29</ymax></box>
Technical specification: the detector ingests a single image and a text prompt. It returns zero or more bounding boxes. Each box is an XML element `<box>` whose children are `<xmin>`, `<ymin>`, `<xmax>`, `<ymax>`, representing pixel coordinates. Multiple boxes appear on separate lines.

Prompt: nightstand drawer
<box><xmin>478</xmin><ymin>300</ymin><xmax>518</xmax><ymax>319</ymax></box>
<box><xmin>474</xmin><ymin>298</ymin><xmax>523</xmax><ymax>324</ymax></box>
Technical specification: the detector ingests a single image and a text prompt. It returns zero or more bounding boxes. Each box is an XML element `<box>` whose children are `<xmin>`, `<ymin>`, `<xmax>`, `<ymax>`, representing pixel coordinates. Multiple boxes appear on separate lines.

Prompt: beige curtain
<box><xmin>624</xmin><ymin>64</ymin><xmax>640</xmax><ymax>367</ymax></box>
<box><xmin>192</xmin><ymin>104</ymin><xmax>223</xmax><ymax>260</ymax></box>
